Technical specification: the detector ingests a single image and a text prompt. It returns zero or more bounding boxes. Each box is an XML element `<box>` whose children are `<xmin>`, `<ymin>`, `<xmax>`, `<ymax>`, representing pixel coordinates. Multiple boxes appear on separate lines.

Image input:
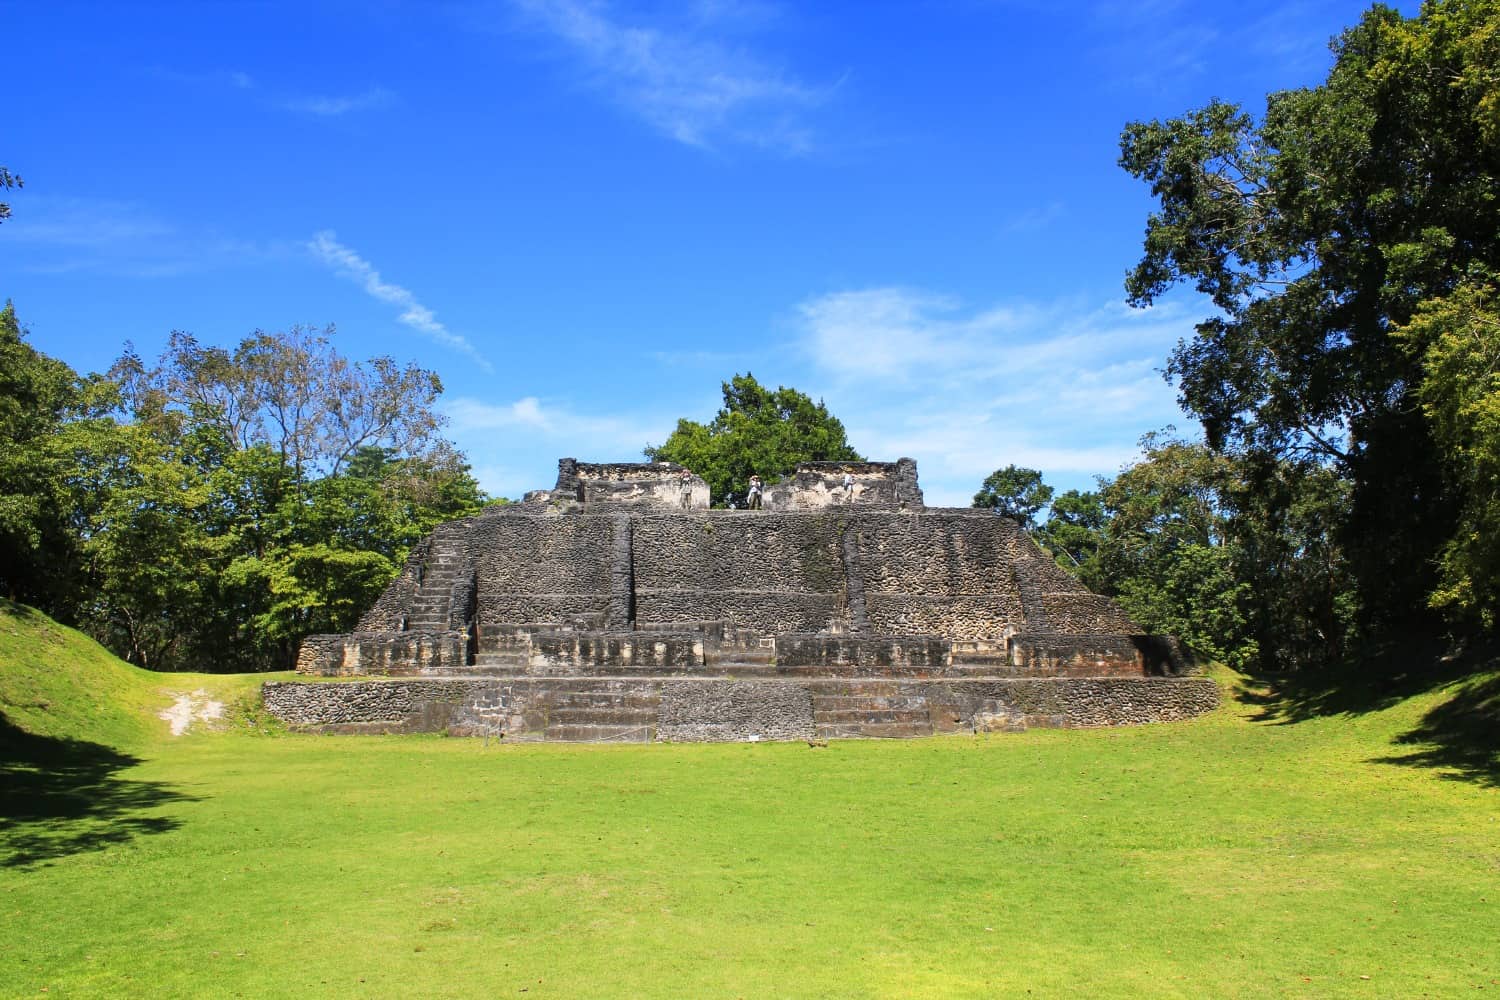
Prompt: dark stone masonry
<box><xmin>266</xmin><ymin>457</ymin><xmax>1218</xmax><ymax>741</ymax></box>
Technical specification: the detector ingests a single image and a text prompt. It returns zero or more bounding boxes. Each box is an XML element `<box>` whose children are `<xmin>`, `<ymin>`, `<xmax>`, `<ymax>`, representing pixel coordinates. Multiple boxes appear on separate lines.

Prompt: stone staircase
<box><xmin>541</xmin><ymin>688</ymin><xmax>660</xmax><ymax>742</ymax></box>
<box><xmin>809</xmin><ymin>682</ymin><xmax>942</xmax><ymax>739</ymax></box>
<box><xmin>405</xmin><ymin>529</ymin><xmax>466</xmax><ymax>631</ymax></box>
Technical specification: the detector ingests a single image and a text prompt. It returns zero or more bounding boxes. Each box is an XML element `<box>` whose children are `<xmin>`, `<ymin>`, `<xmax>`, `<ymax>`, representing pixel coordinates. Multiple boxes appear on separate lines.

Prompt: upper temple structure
<box><xmin>263</xmin><ymin>457</ymin><xmax>1217</xmax><ymax>740</ymax></box>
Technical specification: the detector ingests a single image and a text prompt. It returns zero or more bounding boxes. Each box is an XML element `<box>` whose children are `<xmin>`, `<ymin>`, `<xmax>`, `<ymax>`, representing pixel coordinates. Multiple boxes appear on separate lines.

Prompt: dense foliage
<box><xmin>1020</xmin><ymin>435</ymin><xmax>1356</xmax><ymax>672</ymax></box>
<box><xmin>1116</xmin><ymin>0</ymin><xmax>1500</xmax><ymax>665</ymax></box>
<box><xmin>971</xmin><ymin>465</ymin><xmax>1054</xmax><ymax>529</ymax></box>
<box><xmin>645</xmin><ymin>373</ymin><xmax>862</xmax><ymax>506</ymax></box>
<box><xmin>0</xmin><ymin>309</ymin><xmax>485</xmax><ymax>671</ymax></box>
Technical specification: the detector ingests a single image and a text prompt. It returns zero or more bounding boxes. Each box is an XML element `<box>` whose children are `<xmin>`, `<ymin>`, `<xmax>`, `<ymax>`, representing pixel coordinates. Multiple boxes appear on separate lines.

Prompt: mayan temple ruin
<box><xmin>263</xmin><ymin>458</ymin><xmax>1218</xmax><ymax>740</ymax></box>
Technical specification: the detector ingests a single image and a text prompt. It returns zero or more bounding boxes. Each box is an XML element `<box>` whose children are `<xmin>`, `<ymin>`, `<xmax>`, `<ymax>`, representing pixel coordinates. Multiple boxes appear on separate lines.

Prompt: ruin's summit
<box><xmin>265</xmin><ymin>456</ymin><xmax>1216</xmax><ymax>740</ymax></box>
<box><xmin>523</xmin><ymin>457</ymin><xmax>922</xmax><ymax>511</ymax></box>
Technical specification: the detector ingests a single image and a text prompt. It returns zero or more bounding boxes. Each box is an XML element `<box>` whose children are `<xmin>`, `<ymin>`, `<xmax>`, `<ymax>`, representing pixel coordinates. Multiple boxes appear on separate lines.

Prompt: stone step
<box><xmin>418</xmin><ymin>663</ymin><xmax>518</xmax><ymax>677</ymax></box>
<box><xmin>803</xmin><ymin>682</ymin><xmax>911</xmax><ymax>696</ymax></box>
<box><xmin>711</xmin><ymin>663</ymin><xmax>781</xmax><ymax>676</ymax></box>
<box><xmin>472</xmin><ymin>653</ymin><xmax>530</xmax><ymax>667</ymax></box>
<box><xmin>809</xmin><ymin>695</ymin><xmax>931</xmax><ymax>711</ymax></box>
<box><xmin>948</xmin><ymin>654</ymin><xmax>1012</xmax><ymax>668</ymax></box>
<box><xmin>815</xmin><ymin>721</ymin><xmax>935</xmax><ymax>739</ymax></box>
<box><xmin>550</xmin><ymin>691</ymin><xmax>662</xmax><ymax>708</ymax></box>
<box><xmin>522</xmin><ymin>663</ymin><xmax>709</xmax><ymax>677</ymax></box>
<box><xmin>707</xmin><ymin>651</ymin><xmax>775</xmax><ymax>665</ymax></box>
<box><xmin>548</xmin><ymin>708</ymin><xmax>660</xmax><ymax>726</ymax></box>
<box><xmin>544</xmin><ymin>723</ymin><xmax>655</xmax><ymax>743</ymax></box>
<box><xmin>813</xmin><ymin>708</ymin><xmax>934</xmax><ymax>725</ymax></box>
<box><xmin>769</xmin><ymin>663</ymin><xmax>939</xmax><ymax>678</ymax></box>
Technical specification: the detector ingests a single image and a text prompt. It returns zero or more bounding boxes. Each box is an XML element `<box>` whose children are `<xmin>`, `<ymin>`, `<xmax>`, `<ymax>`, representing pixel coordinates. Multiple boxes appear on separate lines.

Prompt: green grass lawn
<box><xmin>2</xmin><ymin>602</ymin><xmax>1497</xmax><ymax>998</ymax></box>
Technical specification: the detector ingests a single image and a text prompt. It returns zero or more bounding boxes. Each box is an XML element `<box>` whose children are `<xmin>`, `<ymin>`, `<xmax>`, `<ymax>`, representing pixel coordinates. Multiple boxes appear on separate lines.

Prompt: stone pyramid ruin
<box><xmin>264</xmin><ymin>458</ymin><xmax>1217</xmax><ymax>740</ymax></box>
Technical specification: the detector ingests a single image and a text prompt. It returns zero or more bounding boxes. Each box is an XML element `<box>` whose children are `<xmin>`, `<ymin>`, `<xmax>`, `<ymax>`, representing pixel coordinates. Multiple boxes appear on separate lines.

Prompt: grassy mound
<box><xmin>0</xmin><ymin>599</ymin><xmax>278</xmax><ymax>749</ymax></box>
<box><xmin>0</xmin><ymin>599</ymin><xmax>168</xmax><ymax>748</ymax></box>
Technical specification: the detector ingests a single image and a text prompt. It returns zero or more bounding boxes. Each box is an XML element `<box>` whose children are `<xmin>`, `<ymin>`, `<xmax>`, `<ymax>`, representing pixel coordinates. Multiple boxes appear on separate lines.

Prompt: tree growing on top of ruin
<box><xmin>972</xmin><ymin>465</ymin><xmax>1053</xmax><ymax>529</ymax></box>
<box><xmin>645</xmin><ymin>373</ymin><xmax>863</xmax><ymax>506</ymax></box>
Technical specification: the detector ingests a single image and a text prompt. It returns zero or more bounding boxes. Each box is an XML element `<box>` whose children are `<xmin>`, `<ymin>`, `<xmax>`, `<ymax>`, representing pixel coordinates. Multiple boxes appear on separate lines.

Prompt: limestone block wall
<box><xmin>469</xmin><ymin>513</ymin><xmax>617</xmax><ymax>627</ymax></box>
<box><xmin>851</xmin><ymin>513</ymin><xmax>1025</xmax><ymax>637</ymax></box>
<box><xmin>261</xmin><ymin>675</ymin><xmax>1221</xmax><ymax>737</ymax></box>
<box><xmin>631</xmin><ymin>512</ymin><xmax>850</xmax><ymax>633</ymax></box>
<box><xmin>327</xmin><ymin>505</ymin><xmax>1151</xmax><ymax>668</ymax></box>
<box><xmin>656</xmin><ymin>681</ymin><xmax>816</xmax><ymax>741</ymax></box>
<box><xmin>313</xmin><ymin>490</ymin><xmax>1154</xmax><ymax>678</ymax></box>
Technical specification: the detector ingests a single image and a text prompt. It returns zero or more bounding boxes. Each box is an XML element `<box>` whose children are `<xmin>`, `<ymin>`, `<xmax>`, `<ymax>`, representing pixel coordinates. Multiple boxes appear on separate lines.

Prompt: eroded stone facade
<box><xmin>269</xmin><ymin>456</ymin><xmax>1216</xmax><ymax>740</ymax></box>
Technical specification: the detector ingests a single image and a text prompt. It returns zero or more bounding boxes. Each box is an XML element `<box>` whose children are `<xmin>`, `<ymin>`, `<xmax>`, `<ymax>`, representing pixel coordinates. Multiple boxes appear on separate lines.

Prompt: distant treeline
<box><xmin>0</xmin><ymin>314</ymin><xmax>489</xmax><ymax>671</ymax></box>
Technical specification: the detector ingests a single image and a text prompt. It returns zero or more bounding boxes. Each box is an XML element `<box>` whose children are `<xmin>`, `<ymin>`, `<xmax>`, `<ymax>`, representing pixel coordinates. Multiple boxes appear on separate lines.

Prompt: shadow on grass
<box><xmin>0</xmin><ymin>715</ymin><xmax>197</xmax><ymax>869</ymax></box>
<box><xmin>1236</xmin><ymin>638</ymin><xmax>1500</xmax><ymax>787</ymax></box>
<box><xmin>1370</xmin><ymin>672</ymin><xmax>1500</xmax><ymax>788</ymax></box>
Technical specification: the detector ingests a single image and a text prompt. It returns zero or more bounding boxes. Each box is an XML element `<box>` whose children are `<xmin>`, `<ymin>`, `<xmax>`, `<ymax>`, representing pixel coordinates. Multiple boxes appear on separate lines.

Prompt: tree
<box><xmin>646</xmin><ymin>373</ymin><xmax>863</xmax><ymax>506</ymax></box>
<box><xmin>1093</xmin><ymin>436</ymin><xmax>1255</xmax><ymax>670</ymax></box>
<box><xmin>972</xmin><ymin>465</ymin><xmax>1053</xmax><ymax>529</ymax></box>
<box><xmin>1036</xmin><ymin>488</ymin><xmax>1107</xmax><ymax>589</ymax></box>
<box><xmin>0</xmin><ymin>166</ymin><xmax>20</xmax><ymax>223</ymax></box>
<box><xmin>1119</xmin><ymin>0</ymin><xmax>1500</xmax><ymax>645</ymax></box>
<box><xmin>115</xmin><ymin>326</ymin><xmax>446</xmax><ymax>479</ymax></box>
<box><xmin>0</xmin><ymin>302</ymin><xmax>100</xmax><ymax>608</ymax></box>
<box><xmin>1399</xmin><ymin>268</ymin><xmax>1500</xmax><ymax>626</ymax></box>
<box><xmin>71</xmin><ymin>328</ymin><xmax>483</xmax><ymax>670</ymax></box>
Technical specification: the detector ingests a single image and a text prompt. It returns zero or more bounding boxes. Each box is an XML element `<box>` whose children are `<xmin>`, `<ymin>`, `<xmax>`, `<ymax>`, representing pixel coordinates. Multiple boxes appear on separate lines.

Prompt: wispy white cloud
<box><xmin>307</xmin><ymin>231</ymin><xmax>494</xmax><ymax>371</ymax></box>
<box><xmin>794</xmin><ymin>286</ymin><xmax>1196</xmax><ymax>505</ymax></box>
<box><xmin>447</xmin><ymin>395</ymin><xmax>665</xmax><ymax>448</ymax></box>
<box><xmin>282</xmin><ymin>87</ymin><xmax>396</xmax><ymax>117</ymax></box>
<box><xmin>509</xmin><ymin>0</ymin><xmax>834</xmax><ymax>152</ymax></box>
<box><xmin>7</xmin><ymin>196</ymin><xmax>281</xmax><ymax>277</ymax></box>
<box><xmin>444</xmin><ymin>395</ymin><xmax>679</xmax><ymax>498</ymax></box>
<box><xmin>149</xmin><ymin>66</ymin><xmax>394</xmax><ymax>117</ymax></box>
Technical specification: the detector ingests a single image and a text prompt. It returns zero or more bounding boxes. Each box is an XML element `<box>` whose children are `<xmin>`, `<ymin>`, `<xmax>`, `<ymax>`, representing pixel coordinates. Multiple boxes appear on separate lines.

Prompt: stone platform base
<box><xmin>261</xmin><ymin>676</ymin><xmax>1219</xmax><ymax>742</ymax></box>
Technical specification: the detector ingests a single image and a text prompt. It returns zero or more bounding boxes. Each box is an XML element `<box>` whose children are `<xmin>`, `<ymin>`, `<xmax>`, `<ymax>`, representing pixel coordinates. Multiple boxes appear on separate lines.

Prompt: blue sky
<box><xmin>3</xmin><ymin>0</ymin><xmax>1410</xmax><ymax>506</ymax></box>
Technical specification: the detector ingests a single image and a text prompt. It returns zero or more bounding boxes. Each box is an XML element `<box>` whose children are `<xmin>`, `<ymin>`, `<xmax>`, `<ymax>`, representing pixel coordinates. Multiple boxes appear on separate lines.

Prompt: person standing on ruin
<box><xmin>841</xmin><ymin>471</ymin><xmax>855</xmax><ymax>502</ymax></box>
<box><xmin>679</xmin><ymin>469</ymin><xmax>695</xmax><ymax>509</ymax></box>
<box><xmin>747</xmin><ymin>474</ymin><xmax>763</xmax><ymax>510</ymax></box>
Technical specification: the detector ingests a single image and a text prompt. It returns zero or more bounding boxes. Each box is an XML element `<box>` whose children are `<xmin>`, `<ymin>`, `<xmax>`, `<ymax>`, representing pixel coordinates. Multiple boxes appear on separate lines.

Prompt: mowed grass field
<box><xmin>2</xmin><ymin>601</ymin><xmax>1497</xmax><ymax>998</ymax></box>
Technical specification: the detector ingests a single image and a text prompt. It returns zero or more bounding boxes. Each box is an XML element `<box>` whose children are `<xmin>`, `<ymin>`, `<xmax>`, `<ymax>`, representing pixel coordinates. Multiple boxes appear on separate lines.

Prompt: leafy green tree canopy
<box><xmin>1036</xmin><ymin>488</ymin><xmax>1106</xmax><ymax>589</ymax></box>
<box><xmin>645</xmin><ymin>373</ymin><xmax>862</xmax><ymax>506</ymax></box>
<box><xmin>1119</xmin><ymin>0</ymin><xmax>1500</xmax><ymax>635</ymax></box>
<box><xmin>1399</xmin><ymin>268</ymin><xmax>1500</xmax><ymax>626</ymax></box>
<box><xmin>0</xmin><ymin>301</ymin><xmax>95</xmax><ymax>604</ymax></box>
<box><xmin>972</xmin><ymin>465</ymin><xmax>1054</xmax><ymax>529</ymax></box>
<box><xmin>112</xmin><ymin>324</ymin><xmax>447</xmax><ymax>479</ymax></box>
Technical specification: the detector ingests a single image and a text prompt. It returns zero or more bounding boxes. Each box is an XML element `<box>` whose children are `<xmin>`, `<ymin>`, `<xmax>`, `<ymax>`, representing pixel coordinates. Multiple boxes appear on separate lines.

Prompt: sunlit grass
<box><xmin>2</xmin><ymin>602</ymin><xmax>1496</xmax><ymax>998</ymax></box>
